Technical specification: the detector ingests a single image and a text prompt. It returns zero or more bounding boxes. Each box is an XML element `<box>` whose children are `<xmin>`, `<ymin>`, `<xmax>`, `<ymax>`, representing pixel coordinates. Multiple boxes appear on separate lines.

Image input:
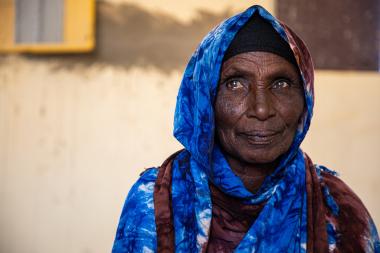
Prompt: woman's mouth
<box><xmin>238</xmin><ymin>130</ymin><xmax>281</xmax><ymax>145</ymax></box>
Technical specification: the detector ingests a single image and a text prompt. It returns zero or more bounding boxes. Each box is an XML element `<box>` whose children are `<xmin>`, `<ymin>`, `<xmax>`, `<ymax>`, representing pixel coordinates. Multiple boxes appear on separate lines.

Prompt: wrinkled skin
<box><xmin>215</xmin><ymin>51</ymin><xmax>305</xmax><ymax>192</ymax></box>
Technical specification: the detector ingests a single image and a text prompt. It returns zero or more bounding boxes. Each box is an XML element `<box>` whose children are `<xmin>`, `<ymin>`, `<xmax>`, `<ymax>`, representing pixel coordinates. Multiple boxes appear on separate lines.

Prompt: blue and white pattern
<box><xmin>112</xmin><ymin>168</ymin><xmax>158</xmax><ymax>252</ymax></box>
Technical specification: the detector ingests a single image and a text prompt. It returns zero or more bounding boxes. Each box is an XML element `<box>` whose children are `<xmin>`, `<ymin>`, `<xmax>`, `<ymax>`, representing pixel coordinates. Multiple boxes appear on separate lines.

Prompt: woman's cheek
<box><xmin>216</xmin><ymin>96</ymin><xmax>237</xmax><ymax>122</ymax></box>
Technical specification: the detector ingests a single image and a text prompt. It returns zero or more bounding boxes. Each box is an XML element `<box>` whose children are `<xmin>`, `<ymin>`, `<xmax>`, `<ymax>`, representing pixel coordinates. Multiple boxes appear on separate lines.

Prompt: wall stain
<box><xmin>39</xmin><ymin>106</ymin><xmax>46</xmax><ymax>118</ymax></box>
<box><xmin>0</xmin><ymin>2</ymin><xmax>232</xmax><ymax>73</ymax></box>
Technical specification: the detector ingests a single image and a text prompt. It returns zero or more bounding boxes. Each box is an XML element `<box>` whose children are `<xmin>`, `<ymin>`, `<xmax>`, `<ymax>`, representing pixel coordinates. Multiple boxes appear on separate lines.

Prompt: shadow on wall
<box><xmin>0</xmin><ymin>2</ymin><xmax>232</xmax><ymax>73</ymax></box>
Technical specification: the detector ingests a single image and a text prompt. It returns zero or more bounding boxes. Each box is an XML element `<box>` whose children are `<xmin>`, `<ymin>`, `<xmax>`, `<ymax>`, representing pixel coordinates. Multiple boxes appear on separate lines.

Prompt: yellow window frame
<box><xmin>0</xmin><ymin>0</ymin><xmax>95</xmax><ymax>53</ymax></box>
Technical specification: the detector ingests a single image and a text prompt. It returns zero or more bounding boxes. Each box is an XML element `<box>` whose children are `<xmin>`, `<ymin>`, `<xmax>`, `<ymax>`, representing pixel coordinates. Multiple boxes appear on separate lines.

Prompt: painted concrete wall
<box><xmin>0</xmin><ymin>1</ymin><xmax>379</xmax><ymax>253</ymax></box>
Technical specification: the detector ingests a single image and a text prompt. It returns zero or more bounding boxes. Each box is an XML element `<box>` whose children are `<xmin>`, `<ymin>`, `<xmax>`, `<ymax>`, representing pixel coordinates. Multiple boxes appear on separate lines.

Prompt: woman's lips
<box><xmin>237</xmin><ymin>130</ymin><xmax>282</xmax><ymax>145</ymax></box>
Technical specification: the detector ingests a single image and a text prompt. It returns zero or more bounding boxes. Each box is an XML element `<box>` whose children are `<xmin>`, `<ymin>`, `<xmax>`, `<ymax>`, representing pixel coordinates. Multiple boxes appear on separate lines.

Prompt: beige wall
<box><xmin>105</xmin><ymin>0</ymin><xmax>273</xmax><ymax>23</ymax></box>
<box><xmin>0</xmin><ymin>1</ymin><xmax>379</xmax><ymax>253</ymax></box>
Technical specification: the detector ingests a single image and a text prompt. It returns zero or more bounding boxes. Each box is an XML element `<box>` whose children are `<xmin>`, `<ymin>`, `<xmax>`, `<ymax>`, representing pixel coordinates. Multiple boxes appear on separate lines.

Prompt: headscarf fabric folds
<box><xmin>112</xmin><ymin>5</ymin><xmax>380</xmax><ymax>253</ymax></box>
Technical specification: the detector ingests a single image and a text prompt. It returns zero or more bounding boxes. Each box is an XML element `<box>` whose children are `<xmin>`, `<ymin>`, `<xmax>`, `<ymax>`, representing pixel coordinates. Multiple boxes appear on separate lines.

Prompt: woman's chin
<box><xmin>238</xmin><ymin>149</ymin><xmax>282</xmax><ymax>165</ymax></box>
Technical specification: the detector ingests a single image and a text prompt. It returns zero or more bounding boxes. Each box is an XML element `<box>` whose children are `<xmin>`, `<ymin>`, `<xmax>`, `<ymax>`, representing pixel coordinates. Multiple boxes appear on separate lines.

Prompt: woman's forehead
<box><xmin>220</xmin><ymin>52</ymin><xmax>300</xmax><ymax>77</ymax></box>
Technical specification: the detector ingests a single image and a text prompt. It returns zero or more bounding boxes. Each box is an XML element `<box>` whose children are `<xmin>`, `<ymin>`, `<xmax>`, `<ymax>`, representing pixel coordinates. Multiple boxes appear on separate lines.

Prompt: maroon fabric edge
<box><xmin>154</xmin><ymin>150</ymin><xmax>183</xmax><ymax>253</ymax></box>
<box><xmin>305</xmin><ymin>154</ymin><xmax>329</xmax><ymax>253</ymax></box>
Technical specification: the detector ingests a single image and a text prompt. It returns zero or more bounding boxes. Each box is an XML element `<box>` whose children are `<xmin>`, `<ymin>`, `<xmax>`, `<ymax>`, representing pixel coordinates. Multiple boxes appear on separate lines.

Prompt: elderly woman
<box><xmin>112</xmin><ymin>5</ymin><xmax>379</xmax><ymax>253</ymax></box>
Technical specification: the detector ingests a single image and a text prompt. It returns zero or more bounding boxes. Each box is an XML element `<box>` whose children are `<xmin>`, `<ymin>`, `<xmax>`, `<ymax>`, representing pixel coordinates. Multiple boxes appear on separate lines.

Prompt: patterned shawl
<box><xmin>112</xmin><ymin>5</ymin><xmax>380</xmax><ymax>253</ymax></box>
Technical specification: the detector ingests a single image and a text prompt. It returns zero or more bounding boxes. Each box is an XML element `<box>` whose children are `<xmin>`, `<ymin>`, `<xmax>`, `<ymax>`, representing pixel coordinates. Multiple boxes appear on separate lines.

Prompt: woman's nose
<box><xmin>246</xmin><ymin>90</ymin><xmax>274</xmax><ymax>121</ymax></box>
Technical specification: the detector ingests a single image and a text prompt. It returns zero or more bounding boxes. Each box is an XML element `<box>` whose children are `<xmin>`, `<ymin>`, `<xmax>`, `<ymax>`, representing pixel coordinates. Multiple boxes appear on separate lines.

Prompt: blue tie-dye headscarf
<box><xmin>112</xmin><ymin>5</ymin><xmax>344</xmax><ymax>253</ymax></box>
<box><xmin>170</xmin><ymin>5</ymin><xmax>313</xmax><ymax>252</ymax></box>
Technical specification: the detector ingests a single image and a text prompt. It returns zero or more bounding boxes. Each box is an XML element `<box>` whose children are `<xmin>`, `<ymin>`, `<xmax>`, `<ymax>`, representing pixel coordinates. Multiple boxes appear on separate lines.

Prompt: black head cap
<box><xmin>223</xmin><ymin>13</ymin><xmax>298</xmax><ymax>67</ymax></box>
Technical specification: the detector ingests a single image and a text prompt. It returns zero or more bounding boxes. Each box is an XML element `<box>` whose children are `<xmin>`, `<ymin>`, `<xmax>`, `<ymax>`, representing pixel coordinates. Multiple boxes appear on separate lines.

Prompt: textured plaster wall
<box><xmin>0</xmin><ymin>1</ymin><xmax>379</xmax><ymax>253</ymax></box>
<box><xmin>0</xmin><ymin>60</ymin><xmax>182</xmax><ymax>253</ymax></box>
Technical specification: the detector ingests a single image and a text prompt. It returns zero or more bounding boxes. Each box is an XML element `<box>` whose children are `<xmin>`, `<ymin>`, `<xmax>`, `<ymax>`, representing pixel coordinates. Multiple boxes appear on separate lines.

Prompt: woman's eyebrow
<box><xmin>220</xmin><ymin>65</ymin><xmax>251</xmax><ymax>78</ymax></box>
<box><xmin>271</xmin><ymin>68</ymin><xmax>298</xmax><ymax>77</ymax></box>
<box><xmin>265</xmin><ymin>65</ymin><xmax>300</xmax><ymax>78</ymax></box>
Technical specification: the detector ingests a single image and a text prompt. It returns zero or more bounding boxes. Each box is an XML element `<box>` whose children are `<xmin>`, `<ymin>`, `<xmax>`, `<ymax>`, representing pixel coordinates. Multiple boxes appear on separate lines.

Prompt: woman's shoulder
<box><xmin>318</xmin><ymin>167</ymin><xmax>370</xmax><ymax>219</ymax></box>
<box><xmin>119</xmin><ymin>167</ymin><xmax>159</xmax><ymax>215</ymax></box>
<box><xmin>317</xmin><ymin>165</ymin><xmax>380</xmax><ymax>252</ymax></box>
<box><xmin>112</xmin><ymin>167</ymin><xmax>159</xmax><ymax>253</ymax></box>
<box><xmin>319</xmin><ymin>167</ymin><xmax>365</xmax><ymax>210</ymax></box>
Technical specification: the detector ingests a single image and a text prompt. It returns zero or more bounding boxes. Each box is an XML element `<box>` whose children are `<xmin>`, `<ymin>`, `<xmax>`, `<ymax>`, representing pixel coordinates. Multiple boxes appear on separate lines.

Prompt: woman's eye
<box><xmin>226</xmin><ymin>80</ymin><xmax>243</xmax><ymax>90</ymax></box>
<box><xmin>271</xmin><ymin>80</ymin><xmax>290</xmax><ymax>89</ymax></box>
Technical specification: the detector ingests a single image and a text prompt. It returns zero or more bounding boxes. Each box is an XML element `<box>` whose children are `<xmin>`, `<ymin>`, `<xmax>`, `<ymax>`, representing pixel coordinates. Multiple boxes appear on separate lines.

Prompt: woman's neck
<box><xmin>225</xmin><ymin>155</ymin><xmax>278</xmax><ymax>193</ymax></box>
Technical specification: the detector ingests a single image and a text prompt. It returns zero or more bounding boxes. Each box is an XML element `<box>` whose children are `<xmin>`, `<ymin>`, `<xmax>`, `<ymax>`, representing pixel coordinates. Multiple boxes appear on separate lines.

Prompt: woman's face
<box><xmin>215</xmin><ymin>51</ymin><xmax>304</xmax><ymax>165</ymax></box>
